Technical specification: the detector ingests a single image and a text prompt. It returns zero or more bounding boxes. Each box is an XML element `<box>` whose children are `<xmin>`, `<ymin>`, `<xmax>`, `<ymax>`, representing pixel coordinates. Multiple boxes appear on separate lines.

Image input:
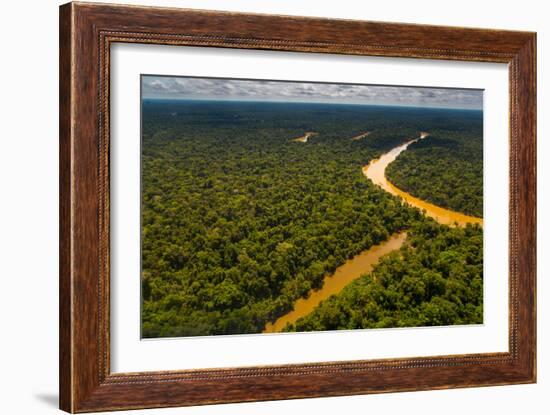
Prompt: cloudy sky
<box><xmin>142</xmin><ymin>75</ymin><xmax>483</xmax><ymax>110</ymax></box>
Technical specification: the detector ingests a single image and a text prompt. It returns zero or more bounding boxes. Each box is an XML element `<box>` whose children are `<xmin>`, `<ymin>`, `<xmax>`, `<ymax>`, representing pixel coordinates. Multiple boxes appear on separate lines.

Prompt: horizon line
<box><xmin>141</xmin><ymin>97</ymin><xmax>483</xmax><ymax>111</ymax></box>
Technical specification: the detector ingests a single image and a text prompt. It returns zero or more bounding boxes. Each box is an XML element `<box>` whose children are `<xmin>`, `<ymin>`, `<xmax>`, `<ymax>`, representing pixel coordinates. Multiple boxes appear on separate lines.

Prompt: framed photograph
<box><xmin>59</xmin><ymin>2</ymin><xmax>536</xmax><ymax>412</ymax></box>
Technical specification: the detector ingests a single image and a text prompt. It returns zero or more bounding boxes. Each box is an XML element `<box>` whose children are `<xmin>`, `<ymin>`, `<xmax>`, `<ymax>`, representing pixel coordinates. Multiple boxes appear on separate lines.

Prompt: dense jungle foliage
<box><xmin>140</xmin><ymin>100</ymin><xmax>483</xmax><ymax>337</ymax></box>
<box><xmin>284</xmin><ymin>220</ymin><xmax>483</xmax><ymax>332</ymax></box>
<box><xmin>385</xmin><ymin>111</ymin><xmax>483</xmax><ymax>217</ymax></box>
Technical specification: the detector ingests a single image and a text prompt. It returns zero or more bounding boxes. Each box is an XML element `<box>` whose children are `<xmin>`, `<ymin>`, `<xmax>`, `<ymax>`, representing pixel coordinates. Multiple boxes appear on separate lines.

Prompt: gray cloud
<box><xmin>142</xmin><ymin>76</ymin><xmax>483</xmax><ymax>110</ymax></box>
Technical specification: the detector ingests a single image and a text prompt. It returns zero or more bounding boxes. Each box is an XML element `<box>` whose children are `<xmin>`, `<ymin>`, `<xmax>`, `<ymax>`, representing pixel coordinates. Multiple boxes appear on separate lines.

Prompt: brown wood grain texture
<box><xmin>59</xmin><ymin>2</ymin><xmax>536</xmax><ymax>412</ymax></box>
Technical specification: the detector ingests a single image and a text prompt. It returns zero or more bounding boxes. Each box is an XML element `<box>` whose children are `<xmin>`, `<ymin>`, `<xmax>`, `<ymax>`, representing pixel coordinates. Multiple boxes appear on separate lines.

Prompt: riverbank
<box><xmin>263</xmin><ymin>232</ymin><xmax>407</xmax><ymax>333</ymax></box>
<box><xmin>363</xmin><ymin>135</ymin><xmax>483</xmax><ymax>227</ymax></box>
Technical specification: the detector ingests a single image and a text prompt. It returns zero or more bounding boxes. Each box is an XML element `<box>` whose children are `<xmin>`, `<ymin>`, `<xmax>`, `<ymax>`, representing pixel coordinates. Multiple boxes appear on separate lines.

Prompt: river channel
<box><xmin>263</xmin><ymin>133</ymin><xmax>482</xmax><ymax>332</ymax></box>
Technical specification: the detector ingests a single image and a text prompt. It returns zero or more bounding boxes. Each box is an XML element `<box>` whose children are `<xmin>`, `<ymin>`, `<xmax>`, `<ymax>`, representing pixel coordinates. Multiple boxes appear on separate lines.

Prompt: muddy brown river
<box><xmin>263</xmin><ymin>232</ymin><xmax>407</xmax><ymax>333</ymax></box>
<box><xmin>362</xmin><ymin>135</ymin><xmax>483</xmax><ymax>227</ymax></box>
<box><xmin>263</xmin><ymin>133</ymin><xmax>482</xmax><ymax>333</ymax></box>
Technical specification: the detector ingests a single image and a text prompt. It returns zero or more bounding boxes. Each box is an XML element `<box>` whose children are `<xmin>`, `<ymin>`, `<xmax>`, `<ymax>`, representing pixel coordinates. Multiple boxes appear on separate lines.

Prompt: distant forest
<box><xmin>386</xmin><ymin>112</ymin><xmax>483</xmax><ymax>217</ymax></box>
<box><xmin>140</xmin><ymin>100</ymin><xmax>483</xmax><ymax>338</ymax></box>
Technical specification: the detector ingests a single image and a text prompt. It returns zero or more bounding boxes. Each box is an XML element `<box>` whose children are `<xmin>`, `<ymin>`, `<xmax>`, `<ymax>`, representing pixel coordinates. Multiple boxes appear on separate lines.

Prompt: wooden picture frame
<box><xmin>59</xmin><ymin>2</ymin><xmax>536</xmax><ymax>412</ymax></box>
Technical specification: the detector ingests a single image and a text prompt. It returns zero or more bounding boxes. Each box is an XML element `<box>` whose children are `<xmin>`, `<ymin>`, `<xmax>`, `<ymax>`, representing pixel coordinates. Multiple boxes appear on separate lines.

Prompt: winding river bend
<box><xmin>363</xmin><ymin>133</ymin><xmax>483</xmax><ymax>227</ymax></box>
<box><xmin>293</xmin><ymin>131</ymin><xmax>318</xmax><ymax>143</ymax></box>
<box><xmin>263</xmin><ymin>133</ymin><xmax>482</xmax><ymax>333</ymax></box>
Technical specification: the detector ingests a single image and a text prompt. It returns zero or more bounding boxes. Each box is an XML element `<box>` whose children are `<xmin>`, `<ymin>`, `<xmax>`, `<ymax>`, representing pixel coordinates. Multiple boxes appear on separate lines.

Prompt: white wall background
<box><xmin>0</xmin><ymin>0</ymin><xmax>546</xmax><ymax>414</ymax></box>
